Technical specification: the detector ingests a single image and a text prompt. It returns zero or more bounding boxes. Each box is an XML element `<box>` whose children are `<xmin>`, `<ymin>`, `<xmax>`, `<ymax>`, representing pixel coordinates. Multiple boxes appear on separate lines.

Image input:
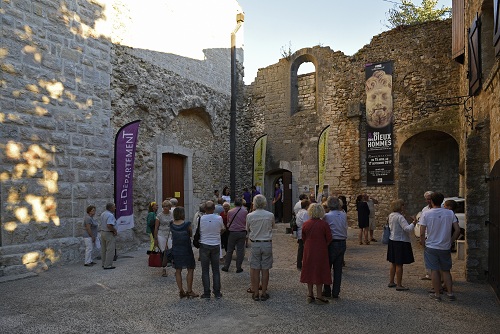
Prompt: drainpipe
<box><xmin>230</xmin><ymin>13</ymin><xmax>244</xmax><ymax>200</ymax></box>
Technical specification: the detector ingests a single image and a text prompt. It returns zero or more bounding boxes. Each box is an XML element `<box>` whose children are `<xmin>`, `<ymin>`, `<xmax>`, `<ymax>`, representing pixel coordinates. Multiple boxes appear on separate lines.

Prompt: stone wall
<box><xmin>0</xmin><ymin>0</ymin><xmax>236</xmax><ymax>275</ymax></box>
<box><xmin>0</xmin><ymin>0</ymin><xmax>114</xmax><ymax>272</ymax></box>
<box><xmin>242</xmin><ymin>20</ymin><xmax>461</xmax><ymax>225</ymax></box>
<box><xmin>459</xmin><ymin>0</ymin><xmax>500</xmax><ymax>282</ymax></box>
<box><xmin>112</xmin><ymin>45</ymin><xmax>232</xmax><ymax>232</ymax></box>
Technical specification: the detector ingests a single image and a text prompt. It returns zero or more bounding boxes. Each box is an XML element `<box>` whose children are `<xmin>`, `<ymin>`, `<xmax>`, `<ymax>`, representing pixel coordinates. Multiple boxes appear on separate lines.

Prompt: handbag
<box><xmin>193</xmin><ymin>216</ymin><xmax>201</xmax><ymax>248</ymax></box>
<box><xmin>161</xmin><ymin>228</ymin><xmax>173</xmax><ymax>267</ymax></box>
<box><xmin>382</xmin><ymin>222</ymin><xmax>390</xmax><ymax>244</ymax></box>
<box><xmin>148</xmin><ymin>247</ymin><xmax>163</xmax><ymax>267</ymax></box>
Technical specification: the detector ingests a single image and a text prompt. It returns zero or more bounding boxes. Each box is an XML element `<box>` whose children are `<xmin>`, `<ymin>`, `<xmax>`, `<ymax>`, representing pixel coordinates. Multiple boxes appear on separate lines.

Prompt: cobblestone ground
<box><xmin>1</xmin><ymin>225</ymin><xmax>498</xmax><ymax>334</ymax></box>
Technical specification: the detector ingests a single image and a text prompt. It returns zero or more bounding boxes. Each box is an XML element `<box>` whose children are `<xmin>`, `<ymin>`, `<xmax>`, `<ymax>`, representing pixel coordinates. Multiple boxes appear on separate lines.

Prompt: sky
<box><xmin>237</xmin><ymin>0</ymin><xmax>452</xmax><ymax>84</ymax></box>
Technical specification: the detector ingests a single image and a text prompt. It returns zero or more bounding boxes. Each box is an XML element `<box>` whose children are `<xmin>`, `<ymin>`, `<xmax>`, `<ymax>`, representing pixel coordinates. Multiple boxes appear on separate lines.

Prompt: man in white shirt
<box><xmin>199</xmin><ymin>201</ymin><xmax>225</xmax><ymax>299</ymax></box>
<box><xmin>419</xmin><ymin>192</ymin><xmax>460</xmax><ymax>302</ymax></box>
<box><xmin>246</xmin><ymin>195</ymin><xmax>275</xmax><ymax>301</ymax></box>
<box><xmin>419</xmin><ymin>190</ymin><xmax>433</xmax><ymax>280</ymax></box>
<box><xmin>99</xmin><ymin>203</ymin><xmax>117</xmax><ymax>270</ymax></box>
<box><xmin>293</xmin><ymin>194</ymin><xmax>309</xmax><ymax>215</ymax></box>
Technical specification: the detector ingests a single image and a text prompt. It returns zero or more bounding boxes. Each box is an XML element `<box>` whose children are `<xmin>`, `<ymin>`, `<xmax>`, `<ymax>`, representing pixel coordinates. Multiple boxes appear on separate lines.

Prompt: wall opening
<box><xmin>291</xmin><ymin>55</ymin><xmax>317</xmax><ymax>115</ymax></box>
<box><xmin>398</xmin><ymin>131</ymin><xmax>459</xmax><ymax>216</ymax></box>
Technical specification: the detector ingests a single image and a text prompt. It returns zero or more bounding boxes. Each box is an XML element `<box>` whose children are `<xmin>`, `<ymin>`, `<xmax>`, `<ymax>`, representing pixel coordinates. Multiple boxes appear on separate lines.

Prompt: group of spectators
<box><xmin>82</xmin><ymin>188</ymin><xmax>461</xmax><ymax>304</ymax></box>
<box><xmin>386</xmin><ymin>191</ymin><xmax>460</xmax><ymax>301</ymax></box>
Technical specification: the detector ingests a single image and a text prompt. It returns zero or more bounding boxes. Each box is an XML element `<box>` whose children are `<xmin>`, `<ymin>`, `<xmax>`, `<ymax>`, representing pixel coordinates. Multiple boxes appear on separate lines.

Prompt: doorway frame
<box><xmin>156</xmin><ymin>145</ymin><xmax>194</xmax><ymax>220</ymax></box>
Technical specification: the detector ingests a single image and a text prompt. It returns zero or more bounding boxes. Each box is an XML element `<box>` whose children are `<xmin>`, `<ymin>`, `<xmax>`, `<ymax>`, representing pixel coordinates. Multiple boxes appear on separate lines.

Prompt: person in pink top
<box><xmin>222</xmin><ymin>198</ymin><xmax>248</xmax><ymax>273</ymax></box>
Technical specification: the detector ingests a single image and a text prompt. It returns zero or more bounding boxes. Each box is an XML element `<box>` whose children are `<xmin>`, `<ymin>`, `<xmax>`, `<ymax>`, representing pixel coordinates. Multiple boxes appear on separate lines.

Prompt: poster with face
<box><xmin>366</xmin><ymin>69</ymin><xmax>393</xmax><ymax>128</ymax></box>
<box><xmin>365</xmin><ymin>62</ymin><xmax>394</xmax><ymax>185</ymax></box>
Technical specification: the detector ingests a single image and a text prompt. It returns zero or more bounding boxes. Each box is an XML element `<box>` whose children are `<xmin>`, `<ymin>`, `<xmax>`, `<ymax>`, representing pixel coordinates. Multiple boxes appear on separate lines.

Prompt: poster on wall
<box><xmin>252</xmin><ymin>134</ymin><xmax>267</xmax><ymax>192</ymax></box>
<box><xmin>114</xmin><ymin>120</ymin><xmax>141</xmax><ymax>231</ymax></box>
<box><xmin>365</xmin><ymin>61</ymin><xmax>394</xmax><ymax>185</ymax></box>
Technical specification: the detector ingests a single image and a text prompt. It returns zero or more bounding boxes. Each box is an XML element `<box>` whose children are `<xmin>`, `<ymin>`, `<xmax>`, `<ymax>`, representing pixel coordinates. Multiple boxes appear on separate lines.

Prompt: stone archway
<box><xmin>398</xmin><ymin>130</ymin><xmax>459</xmax><ymax>215</ymax></box>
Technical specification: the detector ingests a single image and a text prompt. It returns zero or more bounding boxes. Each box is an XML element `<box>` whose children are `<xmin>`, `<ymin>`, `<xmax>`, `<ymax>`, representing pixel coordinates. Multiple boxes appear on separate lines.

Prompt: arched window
<box><xmin>290</xmin><ymin>55</ymin><xmax>317</xmax><ymax>115</ymax></box>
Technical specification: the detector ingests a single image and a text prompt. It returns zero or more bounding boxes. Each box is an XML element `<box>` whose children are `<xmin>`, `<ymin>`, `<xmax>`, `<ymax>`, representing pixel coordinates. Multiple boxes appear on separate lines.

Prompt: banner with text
<box><xmin>365</xmin><ymin>61</ymin><xmax>394</xmax><ymax>185</ymax></box>
<box><xmin>252</xmin><ymin>134</ymin><xmax>267</xmax><ymax>193</ymax></box>
<box><xmin>317</xmin><ymin>125</ymin><xmax>330</xmax><ymax>200</ymax></box>
<box><xmin>114</xmin><ymin>120</ymin><xmax>141</xmax><ymax>231</ymax></box>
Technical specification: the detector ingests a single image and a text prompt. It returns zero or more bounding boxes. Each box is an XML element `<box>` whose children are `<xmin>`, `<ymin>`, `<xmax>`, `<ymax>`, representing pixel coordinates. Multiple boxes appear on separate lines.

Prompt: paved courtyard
<box><xmin>1</xmin><ymin>224</ymin><xmax>499</xmax><ymax>334</ymax></box>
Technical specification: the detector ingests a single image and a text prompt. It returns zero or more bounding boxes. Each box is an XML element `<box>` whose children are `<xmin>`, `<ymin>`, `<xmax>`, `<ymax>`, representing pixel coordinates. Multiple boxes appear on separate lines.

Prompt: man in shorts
<box><xmin>419</xmin><ymin>192</ymin><xmax>460</xmax><ymax>301</ymax></box>
<box><xmin>246</xmin><ymin>194</ymin><xmax>275</xmax><ymax>301</ymax></box>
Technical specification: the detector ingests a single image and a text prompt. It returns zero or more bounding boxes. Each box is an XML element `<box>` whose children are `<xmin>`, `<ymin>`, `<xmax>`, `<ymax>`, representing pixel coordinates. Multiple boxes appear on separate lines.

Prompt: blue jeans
<box><xmin>324</xmin><ymin>240</ymin><xmax>346</xmax><ymax>297</ymax></box>
<box><xmin>200</xmin><ymin>244</ymin><xmax>221</xmax><ymax>295</ymax></box>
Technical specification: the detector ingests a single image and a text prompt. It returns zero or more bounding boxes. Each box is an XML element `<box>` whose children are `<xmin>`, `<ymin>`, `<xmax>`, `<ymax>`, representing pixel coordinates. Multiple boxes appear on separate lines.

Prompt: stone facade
<box><xmin>458</xmin><ymin>0</ymin><xmax>500</xmax><ymax>282</ymax></box>
<box><xmin>241</xmin><ymin>20</ymin><xmax>462</xmax><ymax>225</ymax></box>
<box><xmin>1</xmin><ymin>0</ymin><xmax>498</xmax><ymax>286</ymax></box>
<box><xmin>0</xmin><ymin>0</ymin><xmax>241</xmax><ymax>276</ymax></box>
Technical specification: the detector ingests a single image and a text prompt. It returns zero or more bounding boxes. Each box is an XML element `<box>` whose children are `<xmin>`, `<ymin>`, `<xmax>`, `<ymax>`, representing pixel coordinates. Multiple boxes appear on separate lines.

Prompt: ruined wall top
<box><xmin>94</xmin><ymin>0</ymin><xmax>243</xmax><ymax>94</ymax></box>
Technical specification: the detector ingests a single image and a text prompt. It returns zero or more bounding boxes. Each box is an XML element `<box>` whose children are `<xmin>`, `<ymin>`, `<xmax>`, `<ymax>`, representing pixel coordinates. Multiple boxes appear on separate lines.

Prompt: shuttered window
<box><xmin>452</xmin><ymin>0</ymin><xmax>465</xmax><ymax>62</ymax></box>
<box><xmin>468</xmin><ymin>14</ymin><xmax>481</xmax><ymax>96</ymax></box>
<box><xmin>494</xmin><ymin>0</ymin><xmax>500</xmax><ymax>56</ymax></box>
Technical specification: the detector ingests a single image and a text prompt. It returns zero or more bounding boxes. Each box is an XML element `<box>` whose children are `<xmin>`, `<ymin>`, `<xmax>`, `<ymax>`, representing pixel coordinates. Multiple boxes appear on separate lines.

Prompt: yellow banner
<box><xmin>253</xmin><ymin>135</ymin><xmax>267</xmax><ymax>192</ymax></box>
<box><xmin>318</xmin><ymin>126</ymin><xmax>329</xmax><ymax>200</ymax></box>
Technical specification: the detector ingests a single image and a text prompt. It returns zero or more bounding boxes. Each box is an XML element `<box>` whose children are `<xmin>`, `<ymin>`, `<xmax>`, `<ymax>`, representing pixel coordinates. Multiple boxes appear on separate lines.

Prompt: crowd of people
<box><xmin>82</xmin><ymin>187</ymin><xmax>461</xmax><ymax>303</ymax></box>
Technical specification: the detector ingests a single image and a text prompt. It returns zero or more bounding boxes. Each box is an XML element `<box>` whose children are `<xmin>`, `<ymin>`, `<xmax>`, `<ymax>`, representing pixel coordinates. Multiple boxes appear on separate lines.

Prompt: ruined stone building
<box><xmin>0</xmin><ymin>0</ymin><xmax>499</xmax><ymax>299</ymax></box>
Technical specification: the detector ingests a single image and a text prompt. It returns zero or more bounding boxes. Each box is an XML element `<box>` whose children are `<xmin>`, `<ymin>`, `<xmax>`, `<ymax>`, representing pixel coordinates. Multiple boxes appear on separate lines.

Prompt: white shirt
<box><xmin>246</xmin><ymin>209</ymin><xmax>274</xmax><ymax>241</ymax></box>
<box><xmin>388</xmin><ymin>212</ymin><xmax>414</xmax><ymax>243</ymax></box>
<box><xmin>199</xmin><ymin>213</ymin><xmax>224</xmax><ymax>246</ymax></box>
<box><xmin>293</xmin><ymin>201</ymin><xmax>302</xmax><ymax>215</ymax></box>
<box><xmin>419</xmin><ymin>207</ymin><xmax>455</xmax><ymax>250</ymax></box>
<box><xmin>295</xmin><ymin>209</ymin><xmax>309</xmax><ymax>240</ymax></box>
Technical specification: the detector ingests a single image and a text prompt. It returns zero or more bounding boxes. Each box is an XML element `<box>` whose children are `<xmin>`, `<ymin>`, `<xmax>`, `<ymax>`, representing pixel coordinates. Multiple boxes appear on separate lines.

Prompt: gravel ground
<box><xmin>1</xmin><ymin>224</ymin><xmax>499</xmax><ymax>334</ymax></box>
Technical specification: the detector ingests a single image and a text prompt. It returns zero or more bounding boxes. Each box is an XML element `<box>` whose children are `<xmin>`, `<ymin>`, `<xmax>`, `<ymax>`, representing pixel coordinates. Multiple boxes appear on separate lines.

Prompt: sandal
<box><xmin>161</xmin><ymin>269</ymin><xmax>168</xmax><ymax>277</ymax></box>
<box><xmin>179</xmin><ymin>290</ymin><xmax>186</xmax><ymax>298</ymax></box>
<box><xmin>185</xmin><ymin>291</ymin><xmax>199</xmax><ymax>298</ymax></box>
<box><xmin>315</xmin><ymin>297</ymin><xmax>329</xmax><ymax>304</ymax></box>
<box><xmin>307</xmin><ymin>296</ymin><xmax>315</xmax><ymax>304</ymax></box>
<box><xmin>260</xmin><ymin>293</ymin><xmax>269</xmax><ymax>301</ymax></box>
<box><xmin>388</xmin><ymin>283</ymin><xmax>397</xmax><ymax>288</ymax></box>
<box><xmin>396</xmin><ymin>286</ymin><xmax>409</xmax><ymax>291</ymax></box>
<box><xmin>252</xmin><ymin>293</ymin><xmax>260</xmax><ymax>301</ymax></box>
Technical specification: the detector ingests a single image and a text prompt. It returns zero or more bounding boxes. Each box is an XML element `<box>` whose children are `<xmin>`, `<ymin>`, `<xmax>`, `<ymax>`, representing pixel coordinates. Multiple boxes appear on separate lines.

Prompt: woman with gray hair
<box><xmin>300</xmin><ymin>203</ymin><xmax>332</xmax><ymax>304</ymax></box>
<box><xmin>387</xmin><ymin>199</ymin><xmax>416</xmax><ymax>291</ymax></box>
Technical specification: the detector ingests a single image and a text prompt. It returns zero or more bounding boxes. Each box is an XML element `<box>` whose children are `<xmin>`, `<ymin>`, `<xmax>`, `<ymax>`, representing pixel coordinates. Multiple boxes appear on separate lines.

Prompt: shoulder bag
<box><xmin>161</xmin><ymin>228</ymin><xmax>173</xmax><ymax>267</ymax></box>
<box><xmin>193</xmin><ymin>216</ymin><xmax>201</xmax><ymax>248</ymax></box>
<box><xmin>382</xmin><ymin>218</ymin><xmax>390</xmax><ymax>244</ymax></box>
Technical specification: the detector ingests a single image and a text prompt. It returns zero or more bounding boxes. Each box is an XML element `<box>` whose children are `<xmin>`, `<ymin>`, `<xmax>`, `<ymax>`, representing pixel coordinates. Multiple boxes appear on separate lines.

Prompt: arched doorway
<box><xmin>266</xmin><ymin>169</ymin><xmax>293</xmax><ymax>225</ymax></box>
<box><xmin>398</xmin><ymin>131</ymin><xmax>460</xmax><ymax>216</ymax></box>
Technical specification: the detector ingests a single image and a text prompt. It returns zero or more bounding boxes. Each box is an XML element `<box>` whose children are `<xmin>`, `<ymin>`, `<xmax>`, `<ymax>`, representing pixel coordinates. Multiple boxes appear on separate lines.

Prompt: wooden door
<box><xmin>162</xmin><ymin>153</ymin><xmax>184</xmax><ymax>207</ymax></box>
<box><xmin>282</xmin><ymin>171</ymin><xmax>292</xmax><ymax>224</ymax></box>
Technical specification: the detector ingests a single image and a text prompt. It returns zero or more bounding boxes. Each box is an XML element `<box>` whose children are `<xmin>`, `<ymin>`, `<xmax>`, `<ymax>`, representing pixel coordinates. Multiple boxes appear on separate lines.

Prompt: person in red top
<box><xmin>300</xmin><ymin>203</ymin><xmax>332</xmax><ymax>304</ymax></box>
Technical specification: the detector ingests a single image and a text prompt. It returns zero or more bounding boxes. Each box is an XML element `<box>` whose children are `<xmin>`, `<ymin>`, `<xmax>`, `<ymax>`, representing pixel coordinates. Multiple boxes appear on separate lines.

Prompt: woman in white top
<box><xmin>221</xmin><ymin>186</ymin><xmax>231</xmax><ymax>203</ymax></box>
<box><xmin>295</xmin><ymin>199</ymin><xmax>310</xmax><ymax>270</ymax></box>
<box><xmin>154</xmin><ymin>200</ymin><xmax>173</xmax><ymax>277</ymax></box>
<box><xmin>386</xmin><ymin>199</ymin><xmax>416</xmax><ymax>291</ymax></box>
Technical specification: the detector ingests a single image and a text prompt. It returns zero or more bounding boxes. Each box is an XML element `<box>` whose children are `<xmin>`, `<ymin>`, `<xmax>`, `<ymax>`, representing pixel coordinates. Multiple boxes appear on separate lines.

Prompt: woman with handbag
<box><xmin>386</xmin><ymin>199</ymin><xmax>416</xmax><ymax>291</ymax></box>
<box><xmin>146</xmin><ymin>201</ymin><xmax>158</xmax><ymax>251</ymax></box>
<box><xmin>171</xmin><ymin>207</ymin><xmax>198</xmax><ymax>298</ymax></box>
<box><xmin>154</xmin><ymin>200</ymin><xmax>173</xmax><ymax>277</ymax></box>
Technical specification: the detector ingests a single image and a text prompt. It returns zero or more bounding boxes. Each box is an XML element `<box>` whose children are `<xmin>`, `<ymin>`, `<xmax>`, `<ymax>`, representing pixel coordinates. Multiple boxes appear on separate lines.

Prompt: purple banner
<box><xmin>114</xmin><ymin>120</ymin><xmax>140</xmax><ymax>231</ymax></box>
